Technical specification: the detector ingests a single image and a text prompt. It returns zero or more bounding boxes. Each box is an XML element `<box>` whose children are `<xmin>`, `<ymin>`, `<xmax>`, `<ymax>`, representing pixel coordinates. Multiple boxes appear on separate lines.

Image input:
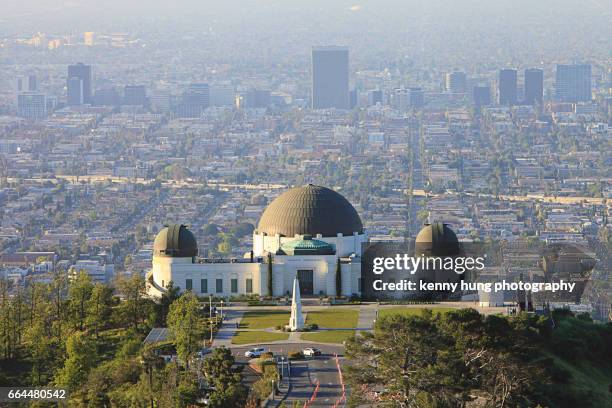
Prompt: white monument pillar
<box><xmin>288</xmin><ymin>277</ymin><xmax>304</xmax><ymax>331</ymax></box>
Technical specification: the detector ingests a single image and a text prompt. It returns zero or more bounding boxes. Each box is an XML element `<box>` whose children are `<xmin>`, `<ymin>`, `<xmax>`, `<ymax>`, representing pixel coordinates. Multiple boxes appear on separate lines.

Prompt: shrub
<box><xmin>288</xmin><ymin>351</ymin><xmax>304</xmax><ymax>360</ymax></box>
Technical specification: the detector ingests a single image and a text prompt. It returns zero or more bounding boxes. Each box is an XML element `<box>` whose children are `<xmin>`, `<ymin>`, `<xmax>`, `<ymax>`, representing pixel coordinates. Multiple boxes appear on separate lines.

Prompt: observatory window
<box><xmin>216</xmin><ymin>279</ymin><xmax>223</xmax><ymax>293</ymax></box>
<box><xmin>246</xmin><ymin>279</ymin><xmax>253</xmax><ymax>293</ymax></box>
<box><xmin>231</xmin><ymin>279</ymin><xmax>238</xmax><ymax>293</ymax></box>
<box><xmin>200</xmin><ymin>279</ymin><xmax>208</xmax><ymax>293</ymax></box>
<box><xmin>185</xmin><ymin>279</ymin><xmax>193</xmax><ymax>291</ymax></box>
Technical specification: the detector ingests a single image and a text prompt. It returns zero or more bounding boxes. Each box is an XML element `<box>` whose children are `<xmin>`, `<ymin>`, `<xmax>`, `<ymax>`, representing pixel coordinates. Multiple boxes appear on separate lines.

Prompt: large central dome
<box><xmin>257</xmin><ymin>184</ymin><xmax>363</xmax><ymax>237</ymax></box>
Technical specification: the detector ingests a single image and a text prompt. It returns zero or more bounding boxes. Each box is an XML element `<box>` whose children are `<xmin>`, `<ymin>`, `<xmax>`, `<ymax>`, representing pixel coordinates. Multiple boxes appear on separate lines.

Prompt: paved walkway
<box><xmin>357</xmin><ymin>304</ymin><xmax>378</xmax><ymax>332</ymax></box>
<box><xmin>212</xmin><ymin>310</ymin><xmax>244</xmax><ymax>348</ymax></box>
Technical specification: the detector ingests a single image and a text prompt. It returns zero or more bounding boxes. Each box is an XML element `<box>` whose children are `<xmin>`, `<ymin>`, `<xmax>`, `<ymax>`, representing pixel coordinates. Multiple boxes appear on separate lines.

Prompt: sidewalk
<box><xmin>212</xmin><ymin>310</ymin><xmax>244</xmax><ymax>348</ymax></box>
<box><xmin>357</xmin><ymin>304</ymin><xmax>377</xmax><ymax>332</ymax></box>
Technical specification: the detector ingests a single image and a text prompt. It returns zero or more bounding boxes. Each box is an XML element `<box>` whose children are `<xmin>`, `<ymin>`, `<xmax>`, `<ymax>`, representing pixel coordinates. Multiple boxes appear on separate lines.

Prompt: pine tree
<box><xmin>267</xmin><ymin>253</ymin><xmax>273</xmax><ymax>296</ymax></box>
<box><xmin>335</xmin><ymin>258</ymin><xmax>342</xmax><ymax>297</ymax></box>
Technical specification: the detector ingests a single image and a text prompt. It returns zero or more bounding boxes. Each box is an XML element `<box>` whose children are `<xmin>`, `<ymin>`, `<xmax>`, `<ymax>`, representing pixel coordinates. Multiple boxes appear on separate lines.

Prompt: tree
<box><xmin>116</xmin><ymin>273</ymin><xmax>152</xmax><ymax>331</ymax></box>
<box><xmin>55</xmin><ymin>331</ymin><xmax>97</xmax><ymax>392</ymax></box>
<box><xmin>68</xmin><ymin>270</ymin><xmax>94</xmax><ymax>331</ymax></box>
<box><xmin>86</xmin><ymin>283</ymin><xmax>113</xmax><ymax>338</ymax></box>
<box><xmin>167</xmin><ymin>291</ymin><xmax>204</xmax><ymax>368</ymax></box>
<box><xmin>335</xmin><ymin>258</ymin><xmax>342</xmax><ymax>297</ymax></box>
<box><xmin>202</xmin><ymin>347</ymin><xmax>247</xmax><ymax>408</ymax></box>
<box><xmin>346</xmin><ymin>309</ymin><xmax>549</xmax><ymax>407</ymax></box>
<box><xmin>267</xmin><ymin>253</ymin><xmax>273</xmax><ymax>296</ymax></box>
<box><xmin>23</xmin><ymin>319</ymin><xmax>54</xmax><ymax>385</ymax></box>
<box><xmin>157</xmin><ymin>280</ymin><xmax>181</xmax><ymax>326</ymax></box>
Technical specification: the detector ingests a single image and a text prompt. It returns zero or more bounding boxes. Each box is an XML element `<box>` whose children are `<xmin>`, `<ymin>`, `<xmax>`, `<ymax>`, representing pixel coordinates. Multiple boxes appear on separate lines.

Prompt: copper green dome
<box><xmin>415</xmin><ymin>222</ymin><xmax>460</xmax><ymax>256</ymax></box>
<box><xmin>153</xmin><ymin>224</ymin><xmax>198</xmax><ymax>258</ymax></box>
<box><xmin>280</xmin><ymin>235</ymin><xmax>336</xmax><ymax>255</ymax></box>
<box><xmin>257</xmin><ymin>184</ymin><xmax>363</xmax><ymax>237</ymax></box>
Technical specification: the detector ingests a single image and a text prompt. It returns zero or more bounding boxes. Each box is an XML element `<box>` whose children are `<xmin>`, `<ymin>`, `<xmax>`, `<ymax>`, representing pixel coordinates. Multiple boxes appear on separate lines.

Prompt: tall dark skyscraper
<box><xmin>67</xmin><ymin>63</ymin><xmax>92</xmax><ymax>105</ymax></box>
<box><xmin>498</xmin><ymin>69</ymin><xmax>518</xmax><ymax>105</ymax></box>
<box><xmin>555</xmin><ymin>64</ymin><xmax>592</xmax><ymax>102</ymax></box>
<box><xmin>177</xmin><ymin>83</ymin><xmax>210</xmax><ymax>118</ymax></box>
<box><xmin>473</xmin><ymin>86</ymin><xmax>491</xmax><ymax>107</ymax></box>
<box><xmin>123</xmin><ymin>85</ymin><xmax>147</xmax><ymax>106</ymax></box>
<box><xmin>524</xmin><ymin>68</ymin><xmax>544</xmax><ymax>105</ymax></box>
<box><xmin>311</xmin><ymin>46</ymin><xmax>349</xmax><ymax>109</ymax></box>
<box><xmin>67</xmin><ymin>77</ymin><xmax>84</xmax><ymax>106</ymax></box>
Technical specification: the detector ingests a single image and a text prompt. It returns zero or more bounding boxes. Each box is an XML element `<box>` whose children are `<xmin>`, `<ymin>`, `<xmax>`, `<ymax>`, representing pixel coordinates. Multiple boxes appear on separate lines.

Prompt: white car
<box><xmin>303</xmin><ymin>347</ymin><xmax>322</xmax><ymax>357</ymax></box>
<box><xmin>244</xmin><ymin>347</ymin><xmax>266</xmax><ymax>358</ymax></box>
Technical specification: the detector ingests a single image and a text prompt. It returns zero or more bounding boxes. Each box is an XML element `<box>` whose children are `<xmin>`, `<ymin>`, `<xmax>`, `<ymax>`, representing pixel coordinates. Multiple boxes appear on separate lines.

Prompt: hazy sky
<box><xmin>1</xmin><ymin>0</ymin><xmax>610</xmax><ymax>67</ymax></box>
<box><xmin>2</xmin><ymin>0</ymin><xmax>611</xmax><ymax>33</ymax></box>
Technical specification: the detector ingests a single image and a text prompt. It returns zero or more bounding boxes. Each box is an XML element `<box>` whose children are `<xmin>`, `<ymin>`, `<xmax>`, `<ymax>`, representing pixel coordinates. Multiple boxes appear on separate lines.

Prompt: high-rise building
<box><xmin>367</xmin><ymin>89</ymin><xmax>383</xmax><ymax>106</ymax></box>
<box><xmin>123</xmin><ymin>85</ymin><xmax>147</xmax><ymax>106</ymax></box>
<box><xmin>409</xmin><ymin>88</ymin><xmax>425</xmax><ymax>108</ymax></box>
<box><xmin>67</xmin><ymin>77</ymin><xmax>84</xmax><ymax>105</ymax></box>
<box><xmin>498</xmin><ymin>69</ymin><xmax>517</xmax><ymax>105</ymax></box>
<box><xmin>311</xmin><ymin>46</ymin><xmax>349</xmax><ymax>109</ymax></box>
<box><xmin>392</xmin><ymin>88</ymin><xmax>409</xmax><ymax>111</ymax></box>
<box><xmin>524</xmin><ymin>68</ymin><xmax>544</xmax><ymax>105</ymax></box>
<box><xmin>28</xmin><ymin>75</ymin><xmax>37</xmax><ymax>92</ymax></box>
<box><xmin>473</xmin><ymin>86</ymin><xmax>491</xmax><ymax>107</ymax></box>
<box><xmin>349</xmin><ymin>89</ymin><xmax>358</xmax><ymax>109</ymax></box>
<box><xmin>445</xmin><ymin>71</ymin><xmax>467</xmax><ymax>93</ymax></box>
<box><xmin>18</xmin><ymin>93</ymin><xmax>47</xmax><ymax>120</ymax></box>
<box><xmin>94</xmin><ymin>88</ymin><xmax>121</xmax><ymax>106</ymax></box>
<box><xmin>184</xmin><ymin>83</ymin><xmax>209</xmax><ymax>106</ymax></box>
<box><xmin>555</xmin><ymin>64</ymin><xmax>591</xmax><ymax>102</ymax></box>
<box><xmin>67</xmin><ymin>63</ymin><xmax>92</xmax><ymax>105</ymax></box>
<box><xmin>150</xmin><ymin>90</ymin><xmax>171</xmax><ymax>113</ymax></box>
<box><xmin>244</xmin><ymin>89</ymin><xmax>271</xmax><ymax>108</ymax></box>
<box><xmin>209</xmin><ymin>83</ymin><xmax>235</xmax><ymax>106</ymax></box>
<box><xmin>177</xmin><ymin>83</ymin><xmax>210</xmax><ymax>117</ymax></box>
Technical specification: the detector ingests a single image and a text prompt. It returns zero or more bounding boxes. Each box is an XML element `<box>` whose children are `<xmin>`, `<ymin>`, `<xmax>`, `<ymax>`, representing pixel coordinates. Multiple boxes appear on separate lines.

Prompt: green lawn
<box><xmin>306</xmin><ymin>309</ymin><xmax>359</xmax><ymax>329</ymax></box>
<box><xmin>231</xmin><ymin>331</ymin><xmax>289</xmax><ymax>345</ymax></box>
<box><xmin>377</xmin><ymin>307</ymin><xmax>456</xmax><ymax>319</ymax></box>
<box><xmin>239</xmin><ymin>310</ymin><xmax>290</xmax><ymax>329</ymax></box>
<box><xmin>300</xmin><ymin>330</ymin><xmax>356</xmax><ymax>344</ymax></box>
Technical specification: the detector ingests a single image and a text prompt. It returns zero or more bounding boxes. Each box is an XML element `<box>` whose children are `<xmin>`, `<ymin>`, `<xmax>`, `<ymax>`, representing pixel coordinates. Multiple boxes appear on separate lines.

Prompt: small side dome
<box><xmin>153</xmin><ymin>224</ymin><xmax>198</xmax><ymax>258</ymax></box>
<box><xmin>415</xmin><ymin>222</ymin><xmax>460</xmax><ymax>256</ymax></box>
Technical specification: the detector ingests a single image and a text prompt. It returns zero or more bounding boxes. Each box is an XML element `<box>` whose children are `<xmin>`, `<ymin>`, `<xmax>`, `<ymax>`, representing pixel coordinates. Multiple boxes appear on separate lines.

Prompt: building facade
<box><xmin>498</xmin><ymin>69</ymin><xmax>518</xmax><ymax>106</ymax></box>
<box><xmin>524</xmin><ymin>68</ymin><xmax>544</xmax><ymax>105</ymax></box>
<box><xmin>147</xmin><ymin>185</ymin><xmax>366</xmax><ymax>298</ymax></box>
<box><xmin>311</xmin><ymin>46</ymin><xmax>349</xmax><ymax>110</ymax></box>
<box><xmin>67</xmin><ymin>63</ymin><xmax>93</xmax><ymax>105</ymax></box>
<box><xmin>556</xmin><ymin>64</ymin><xmax>591</xmax><ymax>102</ymax></box>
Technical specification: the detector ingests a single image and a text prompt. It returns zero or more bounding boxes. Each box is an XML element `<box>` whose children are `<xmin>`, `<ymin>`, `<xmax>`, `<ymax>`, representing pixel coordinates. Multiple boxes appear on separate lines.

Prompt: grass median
<box><xmin>305</xmin><ymin>309</ymin><xmax>358</xmax><ymax>329</ymax></box>
<box><xmin>239</xmin><ymin>310</ymin><xmax>290</xmax><ymax>329</ymax></box>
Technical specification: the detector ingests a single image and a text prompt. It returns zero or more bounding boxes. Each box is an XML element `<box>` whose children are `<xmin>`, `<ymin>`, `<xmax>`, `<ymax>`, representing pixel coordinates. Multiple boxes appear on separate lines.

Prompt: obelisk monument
<box><xmin>288</xmin><ymin>277</ymin><xmax>304</xmax><ymax>331</ymax></box>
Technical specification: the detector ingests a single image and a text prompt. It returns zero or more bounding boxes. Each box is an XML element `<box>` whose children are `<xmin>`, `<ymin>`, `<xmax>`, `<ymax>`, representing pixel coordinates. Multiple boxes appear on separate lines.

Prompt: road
<box><xmin>231</xmin><ymin>344</ymin><xmax>346</xmax><ymax>407</ymax></box>
<box><xmin>7</xmin><ymin>175</ymin><xmax>607</xmax><ymax>205</ymax></box>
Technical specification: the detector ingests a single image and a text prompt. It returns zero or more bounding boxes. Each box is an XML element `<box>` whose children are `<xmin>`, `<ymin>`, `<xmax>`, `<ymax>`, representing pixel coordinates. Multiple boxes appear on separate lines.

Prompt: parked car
<box><xmin>303</xmin><ymin>347</ymin><xmax>322</xmax><ymax>357</ymax></box>
<box><xmin>244</xmin><ymin>347</ymin><xmax>266</xmax><ymax>358</ymax></box>
<box><xmin>197</xmin><ymin>348</ymin><xmax>212</xmax><ymax>358</ymax></box>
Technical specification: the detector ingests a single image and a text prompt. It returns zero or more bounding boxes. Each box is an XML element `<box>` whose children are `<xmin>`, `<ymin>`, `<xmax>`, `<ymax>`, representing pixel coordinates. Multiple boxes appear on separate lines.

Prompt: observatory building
<box><xmin>147</xmin><ymin>184</ymin><xmax>367</xmax><ymax>298</ymax></box>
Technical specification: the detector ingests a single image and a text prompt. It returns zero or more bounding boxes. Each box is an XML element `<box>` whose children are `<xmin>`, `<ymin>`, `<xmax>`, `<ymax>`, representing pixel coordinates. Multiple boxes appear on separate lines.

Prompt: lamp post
<box><xmin>220</xmin><ymin>300</ymin><xmax>224</xmax><ymax>321</ymax></box>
